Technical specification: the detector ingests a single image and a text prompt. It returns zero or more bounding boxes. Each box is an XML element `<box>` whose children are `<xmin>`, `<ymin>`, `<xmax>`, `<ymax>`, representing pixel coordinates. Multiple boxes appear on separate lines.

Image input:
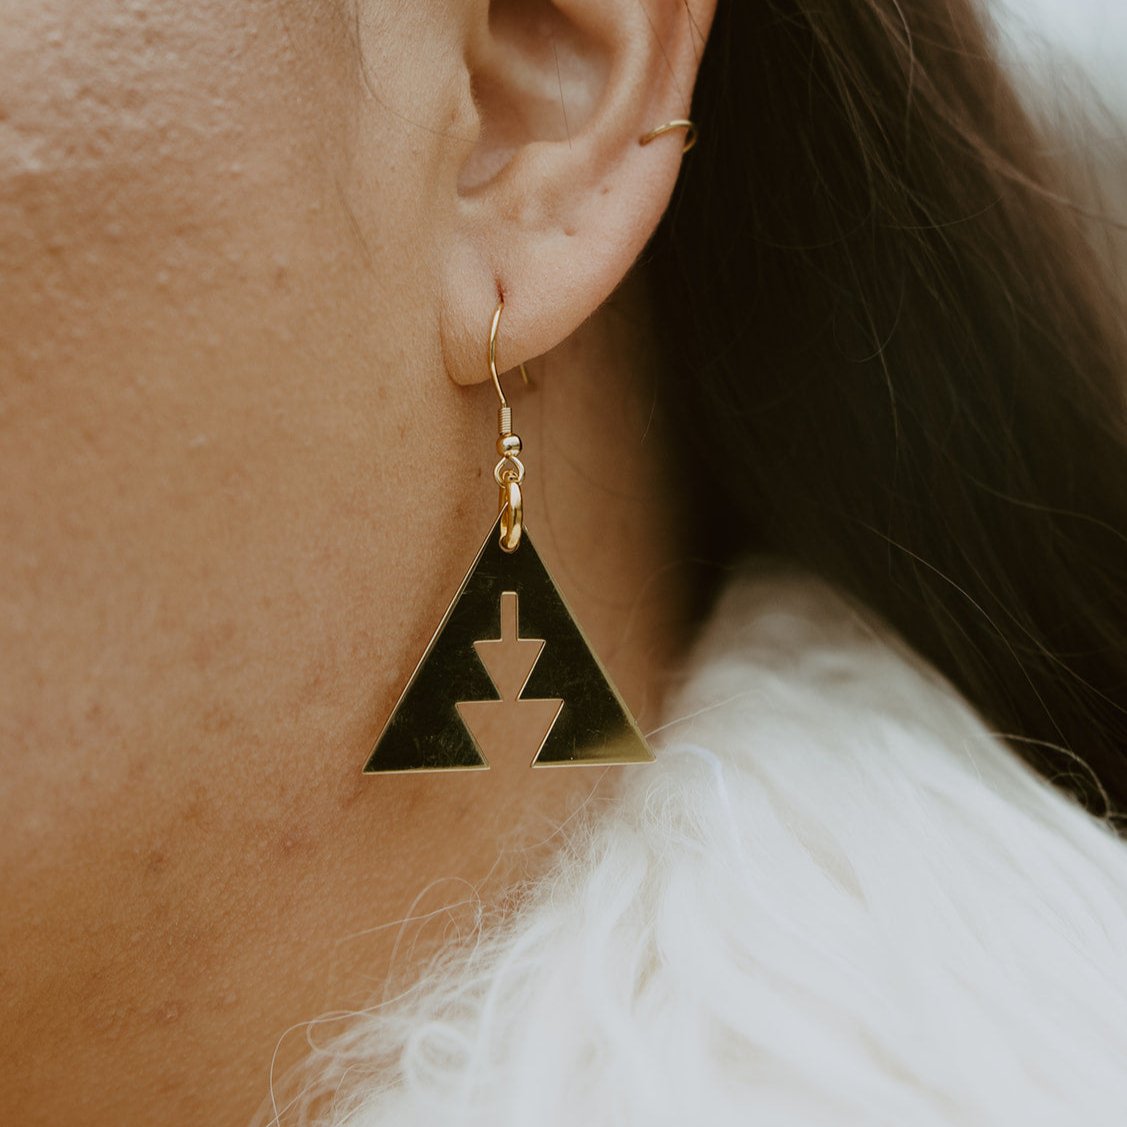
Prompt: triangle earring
<box><xmin>364</xmin><ymin>297</ymin><xmax>654</xmax><ymax>775</ymax></box>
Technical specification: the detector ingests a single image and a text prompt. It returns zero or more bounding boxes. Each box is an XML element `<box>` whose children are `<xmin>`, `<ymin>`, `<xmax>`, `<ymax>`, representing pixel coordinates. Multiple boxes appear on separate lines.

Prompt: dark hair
<box><xmin>651</xmin><ymin>0</ymin><xmax>1127</xmax><ymax>815</ymax></box>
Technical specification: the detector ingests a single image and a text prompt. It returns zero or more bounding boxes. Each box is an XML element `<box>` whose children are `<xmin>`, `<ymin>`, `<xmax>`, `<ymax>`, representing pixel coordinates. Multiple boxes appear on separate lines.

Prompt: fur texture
<box><xmin>265</xmin><ymin>572</ymin><xmax>1127</xmax><ymax>1126</ymax></box>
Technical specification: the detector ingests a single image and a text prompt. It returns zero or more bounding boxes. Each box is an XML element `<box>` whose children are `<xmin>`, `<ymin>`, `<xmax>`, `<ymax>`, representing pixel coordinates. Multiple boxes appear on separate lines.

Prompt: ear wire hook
<box><xmin>488</xmin><ymin>296</ymin><xmax>530</xmax><ymax>412</ymax></box>
<box><xmin>488</xmin><ymin>295</ymin><xmax>528</xmax><ymax>551</ymax></box>
<box><xmin>488</xmin><ymin>298</ymin><xmax>509</xmax><ymax>409</ymax></box>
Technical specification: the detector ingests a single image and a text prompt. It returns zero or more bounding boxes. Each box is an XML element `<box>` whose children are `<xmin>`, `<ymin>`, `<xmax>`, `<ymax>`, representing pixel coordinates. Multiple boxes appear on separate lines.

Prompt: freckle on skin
<box><xmin>137</xmin><ymin>846</ymin><xmax>170</xmax><ymax>876</ymax></box>
<box><xmin>202</xmin><ymin>704</ymin><xmax>235</xmax><ymax>734</ymax></box>
<box><xmin>181</xmin><ymin>794</ymin><xmax>208</xmax><ymax>826</ymax></box>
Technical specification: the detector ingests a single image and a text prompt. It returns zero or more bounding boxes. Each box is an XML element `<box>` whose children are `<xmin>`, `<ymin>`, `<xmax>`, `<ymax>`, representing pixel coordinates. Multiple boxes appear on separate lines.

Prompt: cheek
<box><xmin>0</xmin><ymin>0</ymin><xmax>478</xmax><ymax>1008</ymax></box>
<box><xmin>0</xmin><ymin>3</ymin><xmax>358</xmax><ymax>364</ymax></box>
<box><xmin>0</xmin><ymin>0</ymin><xmax>452</xmax><ymax>757</ymax></box>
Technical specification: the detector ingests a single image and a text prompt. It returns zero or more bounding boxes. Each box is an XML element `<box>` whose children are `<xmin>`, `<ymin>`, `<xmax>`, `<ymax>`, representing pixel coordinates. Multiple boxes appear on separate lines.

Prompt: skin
<box><xmin>0</xmin><ymin>0</ymin><xmax>714</xmax><ymax>1122</ymax></box>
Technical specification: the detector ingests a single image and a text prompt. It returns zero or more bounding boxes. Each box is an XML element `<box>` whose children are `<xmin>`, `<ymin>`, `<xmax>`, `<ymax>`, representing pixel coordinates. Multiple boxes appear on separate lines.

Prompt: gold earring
<box><xmin>639</xmin><ymin>118</ymin><xmax>698</xmax><ymax>154</ymax></box>
<box><xmin>363</xmin><ymin>296</ymin><xmax>654</xmax><ymax>775</ymax></box>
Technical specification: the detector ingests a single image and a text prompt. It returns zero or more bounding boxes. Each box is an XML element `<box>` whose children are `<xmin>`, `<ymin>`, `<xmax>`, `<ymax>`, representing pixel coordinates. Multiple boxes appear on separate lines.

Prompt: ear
<box><xmin>439</xmin><ymin>0</ymin><xmax>716</xmax><ymax>384</ymax></box>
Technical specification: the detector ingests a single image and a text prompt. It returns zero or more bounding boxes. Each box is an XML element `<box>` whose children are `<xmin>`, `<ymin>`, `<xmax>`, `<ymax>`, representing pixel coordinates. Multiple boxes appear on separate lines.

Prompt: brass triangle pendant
<box><xmin>364</xmin><ymin>514</ymin><xmax>654</xmax><ymax>774</ymax></box>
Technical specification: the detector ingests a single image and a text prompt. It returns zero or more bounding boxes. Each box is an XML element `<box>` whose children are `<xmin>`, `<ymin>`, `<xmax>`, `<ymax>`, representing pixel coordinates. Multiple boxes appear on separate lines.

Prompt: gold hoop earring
<box><xmin>639</xmin><ymin>118</ymin><xmax>698</xmax><ymax>154</ymax></box>
<box><xmin>363</xmin><ymin>297</ymin><xmax>654</xmax><ymax>775</ymax></box>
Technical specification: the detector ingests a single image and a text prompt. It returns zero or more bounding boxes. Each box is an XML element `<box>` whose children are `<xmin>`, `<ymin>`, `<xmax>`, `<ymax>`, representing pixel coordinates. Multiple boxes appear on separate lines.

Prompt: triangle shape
<box><xmin>364</xmin><ymin>515</ymin><xmax>654</xmax><ymax>773</ymax></box>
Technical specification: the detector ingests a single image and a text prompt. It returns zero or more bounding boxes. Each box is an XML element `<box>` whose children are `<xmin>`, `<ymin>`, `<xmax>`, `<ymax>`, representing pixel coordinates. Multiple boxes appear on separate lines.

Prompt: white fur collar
<box><xmin>266</xmin><ymin>571</ymin><xmax>1127</xmax><ymax>1126</ymax></box>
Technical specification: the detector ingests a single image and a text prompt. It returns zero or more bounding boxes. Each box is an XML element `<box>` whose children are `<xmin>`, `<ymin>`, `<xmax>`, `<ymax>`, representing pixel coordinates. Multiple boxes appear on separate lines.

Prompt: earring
<box><xmin>639</xmin><ymin>118</ymin><xmax>698</xmax><ymax>154</ymax></box>
<box><xmin>364</xmin><ymin>297</ymin><xmax>654</xmax><ymax>775</ymax></box>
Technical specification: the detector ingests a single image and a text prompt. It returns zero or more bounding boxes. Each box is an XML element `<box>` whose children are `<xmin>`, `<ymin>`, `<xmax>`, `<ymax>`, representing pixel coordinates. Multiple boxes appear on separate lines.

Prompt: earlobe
<box><xmin>439</xmin><ymin>0</ymin><xmax>715</xmax><ymax>388</ymax></box>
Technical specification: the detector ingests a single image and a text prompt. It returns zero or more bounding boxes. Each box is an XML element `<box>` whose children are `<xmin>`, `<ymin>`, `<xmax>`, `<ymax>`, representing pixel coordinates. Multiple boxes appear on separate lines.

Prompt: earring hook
<box><xmin>488</xmin><ymin>297</ymin><xmax>509</xmax><ymax>408</ymax></box>
<box><xmin>488</xmin><ymin>296</ymin><xmax>531</xmax><ymax>411</ymax></box>
<box><xmin>488</xmin><ymin>295</ymin><xmax>527</xmax><ymax>552</ymax></box>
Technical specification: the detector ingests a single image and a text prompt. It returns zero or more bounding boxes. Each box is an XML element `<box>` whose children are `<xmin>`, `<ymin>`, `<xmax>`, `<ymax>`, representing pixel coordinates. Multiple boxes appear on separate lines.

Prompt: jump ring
<box><xmin>493</xmin><ymin>454</ymin><xmax>525</xmax><ymax>488</ymax></box>
<box><xmin>498</xmin><ymin>478</ymin><xmax>522</xmax><ymax>552</ymax></box>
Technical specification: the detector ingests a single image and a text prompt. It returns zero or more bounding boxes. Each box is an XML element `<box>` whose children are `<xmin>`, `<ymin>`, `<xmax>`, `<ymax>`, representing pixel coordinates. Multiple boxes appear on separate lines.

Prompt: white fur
<box><xmin>266</xmin><ymin>571</ymin><xmax>1127</xmax><ymax>1126</ymax></box>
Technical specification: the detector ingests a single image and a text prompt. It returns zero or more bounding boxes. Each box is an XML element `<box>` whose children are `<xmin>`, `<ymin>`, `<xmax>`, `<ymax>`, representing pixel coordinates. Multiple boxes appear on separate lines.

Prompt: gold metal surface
<box><xmin>639</xmin><ymin>118</ymin><xmax>698</xmax><ymax>153</ymax></box>
<box><xmin>488</xmin><ymin>297</ymin><xmax>530</xmax><ymax>409</ymax></box>
<box><xmin>489</xmin><ymin>295</ymin><xmax>529</xmax><ymax>552</ymax></box>
<box><xmin>364</xmin><ymin>515</ymin><xmax>655</xmax><ymax>773</ymax></box>
<box><xmin>498</xmin><ymin>479</ymin><xmax>522</xmax><ymax>553</ymax></box>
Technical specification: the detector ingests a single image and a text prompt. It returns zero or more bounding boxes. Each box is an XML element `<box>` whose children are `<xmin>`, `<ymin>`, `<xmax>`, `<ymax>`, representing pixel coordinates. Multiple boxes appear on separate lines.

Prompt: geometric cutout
<box><xmin>455</xmin><ymin>591</ymin><xmax>564</xmax><ymax>769</ymax></box>
<box><xmin>363</xmin><ymin>514</ymin><xmax>655</xmax><ymax>773</ymax></box>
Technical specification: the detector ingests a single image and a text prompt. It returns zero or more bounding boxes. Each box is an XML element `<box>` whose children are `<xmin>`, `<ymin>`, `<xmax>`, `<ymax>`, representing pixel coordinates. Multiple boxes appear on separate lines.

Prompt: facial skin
<box><xmin>0</xmin><ymin>1</ymin><xmax>713</xmax><ymax>1122</ymax></box>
